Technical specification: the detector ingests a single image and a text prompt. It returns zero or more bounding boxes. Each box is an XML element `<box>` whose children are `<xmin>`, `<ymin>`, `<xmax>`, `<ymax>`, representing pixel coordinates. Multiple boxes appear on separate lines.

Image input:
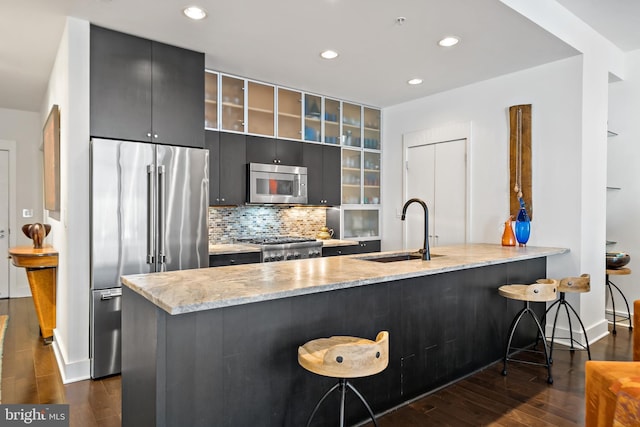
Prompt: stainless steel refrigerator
<box><xmin>90</xmin><ymin>138</ymin><xmax>209</xmax><ymax>378</ymax></box>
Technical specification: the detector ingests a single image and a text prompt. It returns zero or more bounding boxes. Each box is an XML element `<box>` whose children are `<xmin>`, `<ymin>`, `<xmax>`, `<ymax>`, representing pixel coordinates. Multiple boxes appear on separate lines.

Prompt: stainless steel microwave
<box><xmin>248</xmin><ymin>163</ymin><xmax>308</xmax><ymax>204</ymax></box>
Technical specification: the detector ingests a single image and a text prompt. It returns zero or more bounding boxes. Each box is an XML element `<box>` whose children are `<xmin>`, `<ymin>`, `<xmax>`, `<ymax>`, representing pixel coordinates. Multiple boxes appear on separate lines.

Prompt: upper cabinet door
<box><xmin>247</xmin><ymin>81</ymin><xmax>275</xmax><ymax>136</ymax></box>
<box><xmin>90</xmin><ymin>25</ymin><xmax>204</xmax><ymax>148</ymax></box>
<box><xmin>151</xmin><ymin>41</ymin><xmax>204</xmax><ymax>148</ymax></box>
<box><xmin>304</xmin><ymin>94</ymin><xmax>322</xmax><ymax>142</ymax></box>
<box><xmin>278</xmin><ymin>88</ymin><xmax>302</xmax><ymax>140</ymax></box>
<box><xmin>363</xmin><ymin>107</ymin><xmax>380</xmax><ymax>150</ymax></box>
<box><xmin>205</xmin><ymin>71</ymin><xmax>219</xmax><ymax>130</ymax></box>
<box><xmin>90</xmin><ymin>25</ymin><xmax>152</xmax><ymax>142</ymax></box>
<box><xmin>324</xmin><ymin>98</ymin><xmax>340</xmax><ymax>144</ymax></box>
<box><xmin>342</xmin><ymin>102</ymin><xmax>362</xmax><ymax>148</ymax></box>
<box><xmin>221</xmin><ymin>75</ymin><xmax>245</xmax><ymax>133</ymax></box>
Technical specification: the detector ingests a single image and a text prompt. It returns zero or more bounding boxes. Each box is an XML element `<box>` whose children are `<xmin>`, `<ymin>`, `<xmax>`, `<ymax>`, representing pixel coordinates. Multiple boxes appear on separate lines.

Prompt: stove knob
<box><xmin>286</xmin><ymin>254</ymin><xmax>293</xmax><ymax>260</ymax></box>
<box><xmin>276</xmin><ymin>255</ymin><xmax>284</xmax><ymax>261</ymax></box>
<box><xmin>315</xmin><ymin>251</ymin><xmax>321</xmax><ymax>257</ymax></box>
<box><xmin>294</xmin><ymin>253</ymin><xmax>300</xmax><ymax>259</ymax></box>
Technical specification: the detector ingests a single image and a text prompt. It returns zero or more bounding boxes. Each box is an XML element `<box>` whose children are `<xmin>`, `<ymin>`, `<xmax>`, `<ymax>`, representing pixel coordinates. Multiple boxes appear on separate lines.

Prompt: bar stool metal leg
<box><xmin>305</xmin><ymin>382</ymin><xmax>340</xmax><ymax>427</ymax></box>
<box><xmin>502</xmin><ymin>301</ymin><xmax>553</xmax><ymax>384</ymax></box>
<box><xmin>606</xmin><ymin>274</ymin><xmax>632</xmax><ymax>335</ymax></box>
<box><xmin>305</xmin><ymin>379</ymin><xmax>379</xmax><ymax>427</ymax></box>
<box><xmin>546</xmin><ymin>293</ymin><xmax>591</xmax><ymax>362</ymax></box>
<box><xmin>346</xmin><ymin>381</ymin><xmax>379</xmax><ymax>427</ymax></box>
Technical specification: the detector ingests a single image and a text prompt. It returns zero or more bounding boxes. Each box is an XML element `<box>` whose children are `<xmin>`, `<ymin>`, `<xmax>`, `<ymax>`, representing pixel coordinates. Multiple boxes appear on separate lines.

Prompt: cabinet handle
<box><xmin>147</xmin><ymin>132</ymin><xmax>152</xmax><ymax>137</ymax></box>
<box><xmin>216</xmin><ymin>198</ymin><xmax>220</xmax><ymax>202</ymax></box>
<box><xmin>153</xmin><ymin>134</ymin><xmax>158</xmax><ymax>139</ymax></box>
<box><xmin>221</xmin><ymin>198</ymin><xmax>225</xmax><ymax>202</ymax></box>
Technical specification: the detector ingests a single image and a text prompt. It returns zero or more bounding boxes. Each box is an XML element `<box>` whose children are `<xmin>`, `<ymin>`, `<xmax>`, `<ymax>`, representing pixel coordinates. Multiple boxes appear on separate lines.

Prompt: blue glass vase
<box><xmin>515</xmin><ymin>199</ymin><xmax>530</xmax><ymax>246</ymax></box>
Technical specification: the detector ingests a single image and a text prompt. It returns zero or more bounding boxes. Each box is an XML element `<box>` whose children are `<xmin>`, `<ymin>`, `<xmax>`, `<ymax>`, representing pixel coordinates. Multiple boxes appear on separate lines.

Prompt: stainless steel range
<box><xmin>238</xmin><ymin>236</ymin><xmax>322</xmax><ymax>262</ymax></box>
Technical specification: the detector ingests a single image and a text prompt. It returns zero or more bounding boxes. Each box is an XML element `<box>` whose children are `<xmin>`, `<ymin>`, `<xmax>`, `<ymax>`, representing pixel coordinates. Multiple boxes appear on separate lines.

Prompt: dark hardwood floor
<box><xmin>0</xmin><ymin>296</ymin><xmax>633</xmax><ymax>426</ymax></box>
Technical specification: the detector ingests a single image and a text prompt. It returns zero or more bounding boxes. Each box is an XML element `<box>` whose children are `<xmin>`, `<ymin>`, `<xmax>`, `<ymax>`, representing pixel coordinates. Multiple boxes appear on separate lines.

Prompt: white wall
<box><xmin>607</xmin><ymin>49</ymin><xmax>640</xmax><ymax>313</ymax></box>
<box><xmin>0</xmin><ymin>108</ymin><xmax>43</xmax><ymax>297</ymax></box>
<box><xmin>382</xmin><ymin>56</ymin><xmax>583</xmax><ymax>251</ymax></box>
<box><xmin>41</xmin><ymin>17</ymin><xmax>91</xmax><ymax>383</ymax></box>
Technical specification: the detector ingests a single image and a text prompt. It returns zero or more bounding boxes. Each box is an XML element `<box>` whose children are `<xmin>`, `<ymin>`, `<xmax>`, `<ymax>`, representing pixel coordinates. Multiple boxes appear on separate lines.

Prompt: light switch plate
<box><xmin>22</xmin><ymin>209</ymin><xmax>33</xmax><ymax>218</ymax></box>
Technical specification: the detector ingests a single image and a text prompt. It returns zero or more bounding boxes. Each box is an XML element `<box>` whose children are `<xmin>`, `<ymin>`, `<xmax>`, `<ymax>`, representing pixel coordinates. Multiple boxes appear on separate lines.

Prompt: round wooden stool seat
<box><xmin>298</xmin><ymin>331</ymin><xmax>389</xmax><ymax>379</ymax></box>
<box><xmin>558</xmin><ymin>274</ymin><xmax>590</xmax><ymax>293</ymax></box>
<box><xmin>607</xmin><ymin>267</ymin><xmax>631</xmax><ymax>276</ymax></box>
<box><xmin>498</xmin><ymin>279</ymin><xmax>558</xmax><ymax>302</ymax></box>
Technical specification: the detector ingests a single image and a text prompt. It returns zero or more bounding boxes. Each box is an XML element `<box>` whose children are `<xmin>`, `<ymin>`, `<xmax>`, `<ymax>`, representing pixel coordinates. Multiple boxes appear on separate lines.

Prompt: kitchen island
<box><xmin>121</xmin><ymin>244</ymin><xmax>567</xmax><ymax>427</ymax></box>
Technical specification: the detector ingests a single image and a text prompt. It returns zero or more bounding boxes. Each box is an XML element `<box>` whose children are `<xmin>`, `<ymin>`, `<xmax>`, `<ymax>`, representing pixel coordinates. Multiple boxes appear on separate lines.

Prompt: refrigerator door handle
<box><xmin>147</xmin><ymin>164</ymin><xmax>155</xmax><ymax>264</ymax></box>
<box><xmin>158</xmin><ymin>164</ymin><xmax>166</xmax><ymax>268</ymax></box>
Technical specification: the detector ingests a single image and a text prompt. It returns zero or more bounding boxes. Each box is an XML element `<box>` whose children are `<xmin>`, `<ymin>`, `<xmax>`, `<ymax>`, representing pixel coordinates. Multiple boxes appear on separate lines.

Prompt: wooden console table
<box><xmin>8</xmin><ymin>245</ymin><xmax>58</xmax><ymax>342</ymax></box>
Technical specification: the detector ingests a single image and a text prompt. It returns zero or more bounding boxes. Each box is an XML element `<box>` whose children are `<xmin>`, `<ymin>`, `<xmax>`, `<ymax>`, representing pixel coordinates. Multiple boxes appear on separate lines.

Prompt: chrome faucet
<box><xmin>401</xmin><ymin>198</ymin><xmax>431</xmax><ymax>260</ymax></box>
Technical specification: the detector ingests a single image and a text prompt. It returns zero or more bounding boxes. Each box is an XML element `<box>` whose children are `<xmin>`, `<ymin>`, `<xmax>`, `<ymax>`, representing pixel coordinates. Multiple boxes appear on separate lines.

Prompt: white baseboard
<box><xmin>51</xmin><ymin>329</ymin><xmax>91</xmax><ymax>384</ymax></box>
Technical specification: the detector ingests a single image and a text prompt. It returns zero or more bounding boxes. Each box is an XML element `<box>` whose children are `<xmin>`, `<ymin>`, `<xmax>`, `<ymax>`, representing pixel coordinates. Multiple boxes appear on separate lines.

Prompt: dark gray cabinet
<box><xmin>206</xmin><ymin>131</ymin><xmax>246</xmax><ymax>205</ymax></box>
<box><xmin>90</xmin><ymin>25</ymin><xmax>204</xmax><ymax>148</ymax></box>
<box><xmin>322</xmin><ymin>240</ymin><xmax>380</xmax><ymax>257</ymax></box>
<box><xmin>246</xmin><ymin>135</ymin><xmax>302</xmax><ymax>166</ymax></box>
<box><xmin>356</xmin><ymin>240</ymin><xmax>380</xmax><ymax>253</ymax></box>
<box><xmin>303</xmin><ymin>143</ymin><xmax>341</xmax><ymax>205</ymax></box>
<box><xmin>322</xmin><ymin>244</ymin><xmax>359</xmax><ymax>257</ymax></box>
<box><xmin>209</xmin><ymin>252</ymin><xmax>260</xmax><ymax>267</ymax></box>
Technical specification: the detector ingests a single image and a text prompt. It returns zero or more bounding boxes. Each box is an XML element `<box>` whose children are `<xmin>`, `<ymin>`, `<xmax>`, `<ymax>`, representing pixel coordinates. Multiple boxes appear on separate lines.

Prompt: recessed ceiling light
<box><xmin>407</xmin><ymin>78</ymin><xmax>423</xmax><ymax>85</ymax></box>
<box><xmin>438</xmin><ymin>36</ymin><xmax>460</xmax><ymax>47</ymax></box>
<box><xmin>183</xmin><ymin>6</ymin><xmax>207</xmax><ymax>20</ymax></box>
<box><xmin>320</xmin><ymin>50</ymin><xmax>339</xmax><ymax>60</ymax></box>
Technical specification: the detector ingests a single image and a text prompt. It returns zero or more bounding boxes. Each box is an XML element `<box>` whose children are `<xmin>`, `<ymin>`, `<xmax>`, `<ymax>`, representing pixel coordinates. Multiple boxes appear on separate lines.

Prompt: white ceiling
<box><xmin>1</xmin><ymin>0</ymin><xmax>638</xmax><ymax>113</ymax></box>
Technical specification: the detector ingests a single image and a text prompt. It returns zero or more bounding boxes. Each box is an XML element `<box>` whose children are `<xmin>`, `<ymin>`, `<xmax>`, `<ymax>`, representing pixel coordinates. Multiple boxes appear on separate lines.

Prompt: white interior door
<box><xmin>0</xmin><ymin>149</ymin><xmax>9</xmax><ymax>298</ymax></box>
<box><xmin>405</xmin><ymin>139</ymin><xmax>467</xmax><ymax>249</ymax></box>
<box><xmin>433</xmin><ymin>140</ymin><xmax>467</xmax><ymax>246</ymax></box>
<box><xmin>406</xmin><ymin>144</ymin><xmax>435</xmax><ymax>251</ymax></box>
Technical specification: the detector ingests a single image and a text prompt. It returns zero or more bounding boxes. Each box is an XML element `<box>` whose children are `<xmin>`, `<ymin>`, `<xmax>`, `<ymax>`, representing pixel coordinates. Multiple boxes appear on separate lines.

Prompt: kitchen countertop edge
<box><xmin>123</xmin><ymin>244</ymin><xmax>569</xmax><ymax>315</ymax></box>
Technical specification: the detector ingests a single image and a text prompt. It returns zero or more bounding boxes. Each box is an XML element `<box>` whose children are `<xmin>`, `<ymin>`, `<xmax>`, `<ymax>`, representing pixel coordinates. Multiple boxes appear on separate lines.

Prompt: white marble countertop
<box><xmin>123</xmin><ymin>243</ymin><xmax>568</xmax><ymax>315</ymax></box>
<box><xmin>208</xmin><ymin>239</ymin><xmax>358</xmax><ymax>255</ymax></box>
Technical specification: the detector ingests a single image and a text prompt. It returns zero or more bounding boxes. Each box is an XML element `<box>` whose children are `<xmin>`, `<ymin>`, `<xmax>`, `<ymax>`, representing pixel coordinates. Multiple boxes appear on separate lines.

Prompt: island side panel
<box><xmin>122</xmin><ymin>257</ymin><xmax>547</xmax><ymax>427</ymax></box>
<box><xmin>122</xmin><ymin>286</ymin><xmax>163</xmax><ymax>427</ymax></box>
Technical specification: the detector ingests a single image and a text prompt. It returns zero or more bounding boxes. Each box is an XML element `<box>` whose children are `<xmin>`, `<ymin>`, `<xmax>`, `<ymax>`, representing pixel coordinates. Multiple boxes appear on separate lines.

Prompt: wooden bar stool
<box><xmin>298</xmin><ymin>331</ymin><xmax>389</xmax><ymax>427</ymax></box>
<box><xmin>606</xmin><ymin>268</ymin><xmax>633</xmax><ymax>335</ymax></box>
<box><xmin>543</xmin><ymin>274</ymin><xmax>591</xmax><ymax>361</ymax></box>
<box><xmin>499</xmin><ymin>279</ymin><xmax>557</xmax><ymax>384</ymax></box>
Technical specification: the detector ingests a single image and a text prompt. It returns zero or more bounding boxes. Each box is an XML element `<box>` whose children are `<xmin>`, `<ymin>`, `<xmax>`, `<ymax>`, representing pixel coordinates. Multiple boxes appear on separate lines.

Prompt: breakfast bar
<box><xmin>121</xmin><ymin>244</ymin><xmax>567</xmax><ymax>427</ymax></box>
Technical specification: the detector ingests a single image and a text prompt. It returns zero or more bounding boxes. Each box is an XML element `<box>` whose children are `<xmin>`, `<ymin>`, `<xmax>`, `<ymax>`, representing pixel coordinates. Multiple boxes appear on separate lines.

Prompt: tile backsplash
<box><xmin>208</xmin><ymin>206</ymin><xmax>327</xmax><ymax>244</ymax></box>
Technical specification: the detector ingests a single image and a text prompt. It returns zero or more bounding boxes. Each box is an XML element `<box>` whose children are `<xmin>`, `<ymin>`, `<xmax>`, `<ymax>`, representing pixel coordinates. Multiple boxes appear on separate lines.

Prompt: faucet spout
<box><xmin>401</xmin><ymin>198</ymin><xmax>431</xmax><ymax>260</ymax></box>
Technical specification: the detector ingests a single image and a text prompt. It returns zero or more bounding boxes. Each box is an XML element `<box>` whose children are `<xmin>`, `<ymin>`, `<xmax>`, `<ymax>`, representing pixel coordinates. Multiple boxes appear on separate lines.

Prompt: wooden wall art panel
<box><xmin>509</xmin><ymin>104</ymin><xmax>532</xmax><ymax>220</ymax></box>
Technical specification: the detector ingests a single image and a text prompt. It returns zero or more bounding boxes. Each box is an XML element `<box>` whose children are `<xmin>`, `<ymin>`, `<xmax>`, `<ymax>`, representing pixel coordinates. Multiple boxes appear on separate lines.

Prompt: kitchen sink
<box><xmin>358</xmin><ymin>252</ymin><xmax>444</xmax><ymax>263</ymax></box>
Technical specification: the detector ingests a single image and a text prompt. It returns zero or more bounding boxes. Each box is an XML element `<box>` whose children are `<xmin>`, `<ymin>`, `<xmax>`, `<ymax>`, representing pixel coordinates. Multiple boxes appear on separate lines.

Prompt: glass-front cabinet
<box><xmin>204</xmin><ymin>71</ymin><xmax>218</xmax><ymax>130</ymax></box>
<box><xmin>247</xmin><ymin>81</ymin><xmax>275</xmax><ymax>136</ymax></box>
<box><xmin>221</xmin><ymin>75</ymin><xmax>245</xmax><ymax>132</ymax></box>
<box><xmin>304</xmin><ymin>94</ymin><xmax>322</xmax><ymax>142</ymax></box>
<box><xmin>363</xmin><ymin>151</ymin><xmax>380</xmax><ymax>204</ymax></box>
<box><xmin>278</xmin><ymin>88</ymin><xmax>302</xmax><ymax>140</ymax></box>
<box><xmin>342</xmin><ymin>148</ymin><xmax>361</xmax><ymax>205</ymax></box>
<box><xmin>363</xmin><ymin>107</ymin><xmax>380</xmax><ymax>150</ymax></box>
<box><xmin>342</xmin><ymin>102</ymin><xmax>362</xmax><ymax>148</ymax></box>
<box><xmin>324</xmin><ymin>98</ymin><xmax>340</xmax><ymax>144</ymax></box>
<box><xmin>343</xmin><ymin>209</ymin><xmax>379</xmax><ymax>239</ymax></box>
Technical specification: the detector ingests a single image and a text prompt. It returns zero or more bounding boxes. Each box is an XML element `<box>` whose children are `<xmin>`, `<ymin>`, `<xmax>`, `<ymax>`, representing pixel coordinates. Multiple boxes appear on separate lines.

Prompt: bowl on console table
<box><xmin>606</xmin><ymin>252</ymin><xmax>631</xmax><ymax>269</ymax></box>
